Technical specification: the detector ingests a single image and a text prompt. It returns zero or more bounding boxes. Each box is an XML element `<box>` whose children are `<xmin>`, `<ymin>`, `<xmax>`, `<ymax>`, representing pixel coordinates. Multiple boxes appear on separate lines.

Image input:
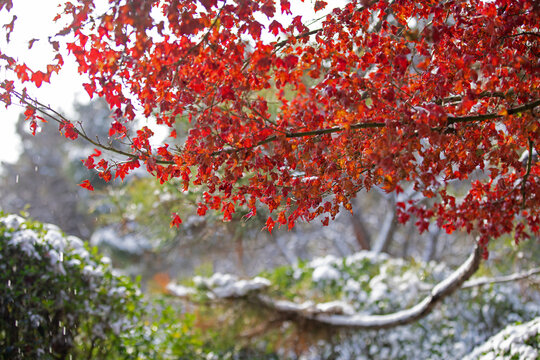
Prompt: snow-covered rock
<box><xmin>192</xmin><ymin>273</ymin><xmax>271</xmax><ymax>298</ymax></box>
<box><xmin>166</xmin><ymin>283</ymin><xmax>196</xmax><ymax>297</ymax></box>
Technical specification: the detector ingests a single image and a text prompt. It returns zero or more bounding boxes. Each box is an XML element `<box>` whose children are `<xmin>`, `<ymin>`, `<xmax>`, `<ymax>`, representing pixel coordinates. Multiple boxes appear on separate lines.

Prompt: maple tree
<box><xmin>0</xmin><ymin>0</ymin><xmax>538</xmax><ymax>260</ymax></box>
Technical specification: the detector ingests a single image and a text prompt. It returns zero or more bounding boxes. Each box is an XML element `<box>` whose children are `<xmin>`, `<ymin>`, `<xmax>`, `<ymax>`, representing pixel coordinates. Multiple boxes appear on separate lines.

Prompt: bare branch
<box><xmin>422</xmin><ymin>225</ymin><xmax>441</xmax><ymax>262</ymax></box>
<box><xmin>349</xmin><ymin>203</ymin><xmax>371</xmax><ymax>251</ymax></box>
<box><xmin>372</xmin><ymin>200</ymin><xmax>397</xmax><ymax>254</ymax></box>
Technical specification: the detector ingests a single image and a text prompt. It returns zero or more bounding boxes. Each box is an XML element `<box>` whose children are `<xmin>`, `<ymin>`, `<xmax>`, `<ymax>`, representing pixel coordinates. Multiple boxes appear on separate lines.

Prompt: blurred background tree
<box><xmin>0</xmin><ymin>99</ymin><xmax>114</xmax><ymax>237</ymax></box>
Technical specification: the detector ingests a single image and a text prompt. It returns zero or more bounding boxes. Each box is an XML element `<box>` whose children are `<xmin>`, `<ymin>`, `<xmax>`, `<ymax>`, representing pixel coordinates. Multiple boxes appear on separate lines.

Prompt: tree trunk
<box><xmin>350</xmin><ymin>206</ymin><xmax>371</xmax><ymax>250</ymax></box>
<box><xmin>423</xmin><ymin>225</ymin><xmax>442</xmax><ymax>262</ymax></box>
<box><xmin>373</xmin><ymin>203</ymin><xmax>397</xmax><ymax>254</ymax></box>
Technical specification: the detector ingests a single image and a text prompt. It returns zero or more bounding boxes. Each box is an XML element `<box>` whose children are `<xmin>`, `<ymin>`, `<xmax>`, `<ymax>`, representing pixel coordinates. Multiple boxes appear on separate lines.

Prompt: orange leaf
<box><xmin>170</xmin><ymin>213</ymin><xmax>182</xmax><ymax>228</ymax></box>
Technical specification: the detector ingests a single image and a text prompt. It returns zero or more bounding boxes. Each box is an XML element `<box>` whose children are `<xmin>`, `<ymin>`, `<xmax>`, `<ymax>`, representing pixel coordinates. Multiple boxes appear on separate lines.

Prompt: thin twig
<box><xmin>521</xmin><ymin>137</ymin><xmax>534</xmax><ymax>207</ymax></box>
<box><xmin>462</xmin><ymin>267</ymin><xmax>540</xmax><ymax>289</ymax></box>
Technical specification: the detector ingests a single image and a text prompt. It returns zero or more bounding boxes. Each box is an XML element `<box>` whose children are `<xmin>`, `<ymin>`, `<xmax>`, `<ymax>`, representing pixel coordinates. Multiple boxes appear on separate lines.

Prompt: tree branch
<box><xmin>372</xmin><ymin>200</ymin><xmax>397</xmax><ymax>254</ymax></box>
<box><xmin>10</xmin><ymin>90</ymin><xmax>174</xmax><ymax>165</ymax></box>
<box><xmin>215</xmin><ymin>99</ymin><xmax>539</xmax><ymax>155</ymax></box>
<box><xmin>273</xmin><ymin>1</ymin><xmax>378</xmax><ymax>51</ymax></box>
<box><xmin>264</xmin><ymin>243</ymin><xmax>482</xmax><ymax>329</ymax></box>
<box><xmin>446</xmin><ymin>99</ymin><xmax>540</xmax><ymax>124</ymax></box>
<box><xmin>8</xmin><ymin>86</ymin><xmax>538</xmax><ymax>167</ymax></box>
<box><xmin>501</xmin><ymin>31</ymin><xmax>540</xmax><ymax>39</ymax></box>
<box><xmin>462</xmin><ymin>267</ymin><xmax>540</xmax><ymax>289</ymax></box>
<box><xmin>521</xmin><ymin>137</ymin><xmax>534</xmax><ymax>207</ymax></box>
<box><xmin>274</xmin><ymin>29</ymin><xmax>320</xmax><ymax>50</ymax></box>
<box><xmin>349</xmin><ymin>203</ymin><xmax>371</xmax><ymax>251</ymax></box>
<box><xmin>171</xmin><ymin>242</ymin><xmax>483</xmax><ymax>330</ymax></box>
<box><xmin>435</xmin><ymin>91</ymin><xmax>509</xmax><ymax>105</ymax></box>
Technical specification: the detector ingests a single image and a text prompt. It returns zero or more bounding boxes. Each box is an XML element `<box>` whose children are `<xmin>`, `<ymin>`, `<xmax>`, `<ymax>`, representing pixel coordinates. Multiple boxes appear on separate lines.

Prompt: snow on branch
<box><xmin>167</xmin><ymin>273</ymin><xmax>271</xmax><ymax>299</ymax></box>
<box><xmin>296</xmin><ymin>243</ymin><xmax>482</xmax><ymax>329</ymax></box>
<box><xmin>168</xmin><ymin>243</ymin><xmax>485</xmax><ymax>330</ymax></box>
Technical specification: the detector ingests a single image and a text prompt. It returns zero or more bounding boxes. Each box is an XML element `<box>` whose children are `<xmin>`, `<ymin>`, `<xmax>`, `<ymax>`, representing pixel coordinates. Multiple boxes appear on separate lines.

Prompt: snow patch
<box><xmin>0</xmin><ymin>214</ymin><xmax>25</xmax><ymax>230</ymax></box>
<box><xmin>166</xmin><ymin>283</ymin><xmax>196</xmax><ymax>297</ymax></box>
<box><xmin>273</xmin><ymin>299</ymin><xmax>315</xmax><ymax>312</ymax></box>
<box><xmin>270</xmin><ymin>298</ymin><xmax>354</xmax><ymax>315</ymax></box>
<box><xmin>316</xmin><ymin>301</ymin><xmax>355</xmax><ymax>315</ymax></box>
<box><xmin>312</xmin><ymin>264</ymin><xmax>341</xmax><ymax>282</ymax></box>
<box><xmin>344</xmin><ymin>251</ymin><xmax>389</xmax><ymax>267</ymax></box>
<box><xmin>90</xmin><ymin>226</ymin><xmax>151</xmax><ymax>255</ymax></box>
<box><xmin>309</xmin><ymin>254</ymin><xmax>338</xmax><ymax>268</ymax></box>
<box><xmin>82</xmin><ymin>265</ymin><xmax>104</xmax><ymax>278</ymax></box>
<box><xmin>44</xmin><ymin>229</ymin><xmax>67</xmax><ymax>252</ymax></box>
<box><xmin>9</xmin><ymin>230</ymin><xmax>41</xmax><ymax>259</ymax></box>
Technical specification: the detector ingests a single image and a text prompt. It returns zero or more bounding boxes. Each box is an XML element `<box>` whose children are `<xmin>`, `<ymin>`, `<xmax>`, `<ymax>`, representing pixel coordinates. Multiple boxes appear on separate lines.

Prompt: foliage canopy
<box><xmin>0</xmin><ymin>0</ymin><xmax>538</xmax><ymax>255</ymax></box>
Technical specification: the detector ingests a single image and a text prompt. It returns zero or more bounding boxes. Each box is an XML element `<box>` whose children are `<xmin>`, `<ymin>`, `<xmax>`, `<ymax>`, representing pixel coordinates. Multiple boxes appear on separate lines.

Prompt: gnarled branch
<box><xmin>252</xmin><ymin>243</ymin><xmax>482</xmax><ymax>329</ymax></box>
<box><xmin>171</xmin><ymin>243</ymin><xmax>483</xmax><ymax>330</ymax></box>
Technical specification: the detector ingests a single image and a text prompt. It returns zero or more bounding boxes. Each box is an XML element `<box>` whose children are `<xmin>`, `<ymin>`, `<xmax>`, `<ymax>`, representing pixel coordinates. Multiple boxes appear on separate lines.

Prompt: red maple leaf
<box><xmin>78</xmin><ymin>179</ymin><xmax>94</xmax><ymax>191</ymax></box>
<box><xmin>269</xmin><ymin>20</ymin><xmax>284</xmax><ymax>36</ymax></box>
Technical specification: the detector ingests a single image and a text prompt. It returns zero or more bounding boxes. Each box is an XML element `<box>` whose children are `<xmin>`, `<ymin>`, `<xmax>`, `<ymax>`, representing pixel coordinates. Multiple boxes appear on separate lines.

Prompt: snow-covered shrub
<box><xmin>0</xmin><ymin>213</ymin><xmax>242</xmax><ymax>359</ymax></box>
<box><xmin>0</xmin><ymin>213</ymin><xmax>146</xmax><ymax>359</ymax></box>
<box><xmin>464</xmin><ymin>317</ymin><xmax>539</xmax><ymax>360</ymax></box>
<box><xmin>299</xmin><ymin>253</ymin><xmax>539</xmax><ymax>359</ymax></box>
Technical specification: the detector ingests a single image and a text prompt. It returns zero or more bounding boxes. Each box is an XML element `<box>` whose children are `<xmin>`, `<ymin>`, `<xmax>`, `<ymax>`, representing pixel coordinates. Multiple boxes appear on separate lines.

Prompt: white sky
<box><xmin>0</xmin><ymin>0</ymin><xmax>346</xmax><ymax>164</ymax></box>
<box><xmin>0</xmin><ymin>0</ymin><xmax>86</xmax><ymax>163</ymax></box>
